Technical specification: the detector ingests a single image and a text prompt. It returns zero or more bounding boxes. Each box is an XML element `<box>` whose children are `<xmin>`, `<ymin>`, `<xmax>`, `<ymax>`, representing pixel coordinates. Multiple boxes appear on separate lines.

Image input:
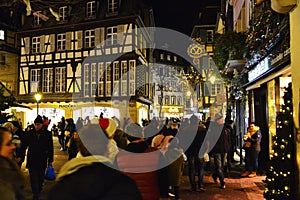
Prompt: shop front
<box><xmin>245</xmin><ymin>53</ymin><xmax>291</xmax><ymax>170</ymax></box>
<box><xmin>13</xmin><ymin>99</ymin><xmax>149</xmax><ymax>130</ymax></box>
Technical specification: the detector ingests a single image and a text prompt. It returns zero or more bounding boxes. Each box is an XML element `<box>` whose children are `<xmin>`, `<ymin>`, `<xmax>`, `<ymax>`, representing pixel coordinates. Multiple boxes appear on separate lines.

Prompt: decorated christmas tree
<box><xmin>264</xmin><ymin>82</ymin><xmax>295</xmax><ymax>199</ymax></box>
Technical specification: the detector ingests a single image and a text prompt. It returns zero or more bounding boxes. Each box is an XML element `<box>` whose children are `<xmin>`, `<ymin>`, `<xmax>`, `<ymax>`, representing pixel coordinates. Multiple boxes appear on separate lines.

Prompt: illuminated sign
<box><xmin>248</xmin><ymin>57</ymin><xmax>270</xmax><ymax>82</ymax></box>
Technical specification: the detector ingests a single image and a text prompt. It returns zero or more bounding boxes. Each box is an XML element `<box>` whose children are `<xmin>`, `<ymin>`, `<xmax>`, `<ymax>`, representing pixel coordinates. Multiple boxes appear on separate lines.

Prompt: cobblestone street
<box><xmin>21</xmin><ymin>137</ymin><xmax>265</xmax><ymax>200</ymax></box>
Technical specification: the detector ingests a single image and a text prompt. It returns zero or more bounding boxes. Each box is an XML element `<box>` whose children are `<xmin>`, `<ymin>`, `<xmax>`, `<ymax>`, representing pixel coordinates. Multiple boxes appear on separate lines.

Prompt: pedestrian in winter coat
<box><xmin>48</xmin><ymin>124</ymin><xmax>142</xmax><ymax>200</ymax></box>
<box><xmin>116</xmin><ymin>123</ymin><xmax>169</xmax><ymax>200</ymax></box>
<box><xmin>57</xmin><ymin>117</ymin><xmax>66</xmax><ymax>151</ymax></box>
<box><xmin>21</xmin><ymin>115</ymin><xmax>54</xmax><ymax>200</ymax></box>
<box><xmin>241</xmin><ymin>122</ymin><xmax>261</xmax><ymax>178</ymax></box>
<box><xmin>184</xmin><ymin>115</ymin><xmax>207</xmax><ymax>192</ymax></box>
<box><xmin>164</xmin><ymin>137</ymin><xmax>184</xmax><ymax>200</ymax></box>
<box><xmin>0</xmin><ymin>126</ymin><xmax>25</xmax><ymax>200</ymax></box>
<box><xmin>207</xmin><ymin>113</ymin><xmax>231</xmax><ymax>189</ymax></box>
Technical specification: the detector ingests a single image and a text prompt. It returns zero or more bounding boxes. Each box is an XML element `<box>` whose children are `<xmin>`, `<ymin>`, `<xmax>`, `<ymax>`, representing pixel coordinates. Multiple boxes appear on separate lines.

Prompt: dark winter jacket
<box><xmin>245</xmin><ymin>127</ymin><xmax>262</xmax><ymax>152</ymax></box>
<box><xmin>185</xmin><ymin>125</ymin><xmax>207</xmax><ymax>157</ymax></box>
<box><xmin>208</xmin><ymin>122</ymin><xmax>231</xmax><ymax>154</ymax></box>
<box><xmin>0</xmin><ymin>156</ymin><xmax>25</xmax><ymax>200</ymax></box>
<box><xmin>22</xmin><ymin>127</ymin><xmax>54</xmax><ymax>169</ymax></box>
<box><xmin>48</xmin><ymin>156</ymin><xmax>142</xmax><ymax>200</ymax></box>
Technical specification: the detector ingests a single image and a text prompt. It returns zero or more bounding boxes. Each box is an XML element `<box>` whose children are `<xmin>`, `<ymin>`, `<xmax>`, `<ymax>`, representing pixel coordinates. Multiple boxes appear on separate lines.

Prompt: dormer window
<box><xmin>108</xmin><ymin>0</ymin><xmax>118</xmax><ymax>14</ymax></box>
<box><xmin>160</xmin><ymin>53</ymin><xmax>164</xmax><ymax>60</ymax></box>
<box><xmin>59</xmin><ymin>6</ymin><xmax>69</xmax><ymax>21</ymax></box>
<box><xmin>167</xmin><ymin>55</ymin><xmax>171</xmax><ymax>61</ymax></box>
<box><xmin>33</xmin><ymin>11</ymin><xmax>42</xmax><ymax>26</ymax></box>
<box><xmin>86</xmin><ymin>1</ymin><xmax>96</xmax><ymax>18</ymax></box>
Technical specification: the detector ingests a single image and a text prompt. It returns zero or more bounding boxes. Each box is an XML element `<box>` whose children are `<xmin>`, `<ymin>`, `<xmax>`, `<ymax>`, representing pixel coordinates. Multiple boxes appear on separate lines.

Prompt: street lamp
<box><xmin>34</xmin><ymin>93</ymin><xmax>42</xmax><ymax>116</ymax></box>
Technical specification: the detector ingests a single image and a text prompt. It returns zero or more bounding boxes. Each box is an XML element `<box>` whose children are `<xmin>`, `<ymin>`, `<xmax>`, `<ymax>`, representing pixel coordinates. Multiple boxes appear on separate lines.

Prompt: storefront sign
<box><xmin>59</xmin><ymin>104</ymin><xmax>77</xmax><ymax>108</ymax></box>
<box><xmin>248</xmin><ymin>57</ymin><xmax>270</xmax><ymax>82</ymax></box>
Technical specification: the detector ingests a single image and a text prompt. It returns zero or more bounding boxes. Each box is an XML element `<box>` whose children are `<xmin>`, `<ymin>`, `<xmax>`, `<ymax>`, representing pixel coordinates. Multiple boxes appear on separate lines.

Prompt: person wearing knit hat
<box><xmin>98</xmin><ymin>118</ymin><xmax>118</xmax><ymax>163</ymax></box>
<box><xmin>99</xmin><ymin>118</ymin><xmax>117</xmax><ymax>139</ymax></box>
<box><xmin>34</xmin><ymin>115</ymin><xmax>44</xmax><ymax>124</ymax></box>
<box><xmin>21</xmin><ymin>114</ymin><xmax>54</xmax><ymax>200</ymax></box>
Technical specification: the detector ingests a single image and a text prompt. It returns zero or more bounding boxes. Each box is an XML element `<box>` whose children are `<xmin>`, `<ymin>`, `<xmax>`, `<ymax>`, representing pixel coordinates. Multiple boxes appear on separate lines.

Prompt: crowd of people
<box><xmin>0</xmin><ymin>113</ymin><xmax>261</xmax><ymax>200</ymax></box>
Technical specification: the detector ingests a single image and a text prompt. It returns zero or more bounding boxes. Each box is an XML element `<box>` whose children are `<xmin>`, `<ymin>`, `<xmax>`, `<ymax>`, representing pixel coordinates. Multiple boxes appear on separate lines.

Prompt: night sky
<box><xmin>152</xmin><ymin>0</ymin><xmax>221</xmax><ymax>36</ymax></box>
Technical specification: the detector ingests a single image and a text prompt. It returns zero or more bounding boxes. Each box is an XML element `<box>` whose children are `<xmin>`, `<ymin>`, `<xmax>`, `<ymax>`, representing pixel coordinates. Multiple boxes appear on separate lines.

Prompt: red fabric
<box><xmin>99</xmin><ymin>118</ymin><xmax>109</xmax><ymax>129</ymax></box>
<box><xmin>43</xmin><ymin>118</ymin><xmax>50</xmax><ymax>126</ymax></box>
<box><xmin>117</xmin><ymin>148</ymin><xmax>161</xmax><ymax>200</ymax></box>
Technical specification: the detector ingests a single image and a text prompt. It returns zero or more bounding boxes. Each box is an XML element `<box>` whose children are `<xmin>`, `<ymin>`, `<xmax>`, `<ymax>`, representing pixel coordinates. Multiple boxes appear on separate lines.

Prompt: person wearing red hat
<box><xmin>99</xmin><ymin>118</ymin><xmax>119</xmax><ymax>162</ymax></box>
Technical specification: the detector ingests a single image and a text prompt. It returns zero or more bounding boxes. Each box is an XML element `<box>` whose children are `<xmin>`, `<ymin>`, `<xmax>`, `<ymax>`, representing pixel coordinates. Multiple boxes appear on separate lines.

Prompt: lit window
<box><xmin>32</xmin><ymin>37</ymin><xmax>40</xmax><ymax>53</ymax></box>
<box><xmin>98</xmin><ymin>62</ymin><xmax>105</xmax><ymax>96</ymax></box>
<box><xmin>57</xmin><ymin>33</ymin><xmax>66</xmax><ymax>51</ymax></box>
<box><xmin>86</xmin><ymin>1</ymin><xmax>96</xmax><ymax>18</ymax></box>
<box><xmin>106</xmin><ymin>27</ymin><xmax>118</xmax><ymax>46</ymax></box>
<box><xmin>160</xmin><ymin>53</ymin><xmax>164</xmax><ymax>60</ymax></box>
<box><xmin>165</xmin><ymin>95</ymin><xmax>170</xmax><ymax>105</ymax></box>
<box><xmin>174</xmin><ymin>56</ymin><xmax>177</xmax><ymax>62</ymax></box>
<box><xmin>55</xmin><ymin>67</ymin><xmax>66</xmax><ymax>92</ymax></box>
<box><xmin>121</xmin><ymin>61</ymin><xmax>127</xmax><ymax>96</ymax></box>
<box><xmin>85</xmin><ymin>29</ymin><xmax>95</xmax><ymax>48</ymax></box>
<box><xmin>171</xmin><ymin>96</ymin><xmax>176</xmax><ymax>105</ymax></box>
<box><xmin>84</xmin><ymin>64</ymin><xmax>90</xmax><ymax>97</ymax></box>
<box><xmin>31</xmin><ymin>69</ymin><xmax>41</xmax><ymax>83</ymax></box>
<box><xmin>0</xmin><ymin>30</ymin><xmax>4</xmax><ymax>40</ymax></box>
<box><xmin>84</xmin><ymin>63</ymin><xmax>97</xmax><ymax>97</ymax></box>
<box><xmin>42</xmin><ymin>68</ymin><xmax>53</xmax><ymax>93</ymax></box>
<box><xmin>167</xmin><ymin>55</ymin><xmax>171</xmax><ymax>61</ymax></box>
<box><xmin>106</xmin><ymin>62</ymin><xmax>112</xmax><ymax>96</ymax></box>
<box><xmin>113</xmin><ymin>62</ymin><xmax>120</xmax><ymax>96</ymax></box>
<box><xmin>129</xmin><ymin>60</ymin><xmax>135</xmax><ymax>95</ymax></box>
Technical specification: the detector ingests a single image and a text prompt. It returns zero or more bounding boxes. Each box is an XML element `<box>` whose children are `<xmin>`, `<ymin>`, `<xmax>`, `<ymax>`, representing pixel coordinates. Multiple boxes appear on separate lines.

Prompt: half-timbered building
<box><xmin>17</xmin><ymin>0</ymin><xmax>154</xmax><ymax>126</ymax></box>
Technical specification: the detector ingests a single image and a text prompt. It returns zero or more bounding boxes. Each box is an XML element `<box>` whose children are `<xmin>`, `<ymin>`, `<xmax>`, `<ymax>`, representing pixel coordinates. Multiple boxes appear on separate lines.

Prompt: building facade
<box><xmin>17</xmin><ymin>0</ymin><xmax>154</xmax><ymax>127</ymax></box>
<box><xmin>190</xmin><ymin>2</ymin><xmax>226</xmax><ymax>120</ymax></box>
<box><xmin>152</xmin><ymin>49</ymin><xmax>189</xmax><ymax>119</ymax></box>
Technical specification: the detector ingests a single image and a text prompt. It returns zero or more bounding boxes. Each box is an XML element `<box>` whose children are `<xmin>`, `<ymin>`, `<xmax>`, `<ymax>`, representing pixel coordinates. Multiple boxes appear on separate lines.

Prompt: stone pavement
<box><xmin>179</xmin><ymin>164</ymin><xmax>265</xmax><ymax>200</ymax></box>
<box><xmin>21</xmin><ymin>137</ymin><xmax>266</xmax><ymax>200</ymax></box>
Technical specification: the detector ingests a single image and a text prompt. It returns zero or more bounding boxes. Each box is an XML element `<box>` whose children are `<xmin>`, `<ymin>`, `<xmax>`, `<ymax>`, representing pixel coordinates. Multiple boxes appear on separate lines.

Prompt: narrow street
<box><xmin>21</xmin><ymin>137</ymin><xmax>265</xmax><ymax>200</ymax></box>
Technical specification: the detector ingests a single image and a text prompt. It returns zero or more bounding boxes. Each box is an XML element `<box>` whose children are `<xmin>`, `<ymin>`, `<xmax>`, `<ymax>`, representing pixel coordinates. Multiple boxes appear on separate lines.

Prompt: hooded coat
<box><xmin>48</xmin><ymin>156</ymin><xmax>142</xmax><ymax>200</ymax></box>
